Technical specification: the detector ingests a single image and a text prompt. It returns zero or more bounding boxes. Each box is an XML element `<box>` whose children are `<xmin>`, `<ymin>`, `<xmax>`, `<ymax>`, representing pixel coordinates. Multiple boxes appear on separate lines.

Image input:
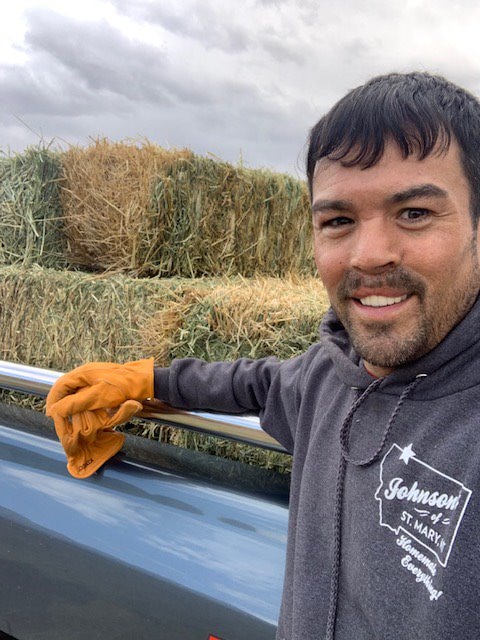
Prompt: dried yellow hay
<box><xmin>60</xmin><ymin>139</ymin><xmax>192</xmax><ymax>274</ymax></box>
<box><xmin>60</xmin><ymin>140</ymin><xmax>313</xmax><ymax>277</ymax></box>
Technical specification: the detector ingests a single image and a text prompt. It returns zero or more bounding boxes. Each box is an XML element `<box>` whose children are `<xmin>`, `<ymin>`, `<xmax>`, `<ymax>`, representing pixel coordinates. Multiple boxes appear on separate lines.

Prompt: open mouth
<box><xmin>357</xmin><ymin>294</ymin><xmax>409</xmax><ymax>308</ymax></box>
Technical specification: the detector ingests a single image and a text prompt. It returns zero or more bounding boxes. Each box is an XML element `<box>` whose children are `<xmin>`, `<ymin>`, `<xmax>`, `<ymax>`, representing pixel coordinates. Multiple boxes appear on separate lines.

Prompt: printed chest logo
<box><xmin>375</xmin><ymin>443</ymin><xmax>471</xmax><ymax>601</ymax></box>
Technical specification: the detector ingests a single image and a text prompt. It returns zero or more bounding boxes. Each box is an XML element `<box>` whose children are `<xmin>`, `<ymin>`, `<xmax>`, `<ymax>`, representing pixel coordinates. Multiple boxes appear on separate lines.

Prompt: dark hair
<box><xmin>306</xmin><ymin>72</ymin><xmax>480</xmax><ymax>223</ymax></box>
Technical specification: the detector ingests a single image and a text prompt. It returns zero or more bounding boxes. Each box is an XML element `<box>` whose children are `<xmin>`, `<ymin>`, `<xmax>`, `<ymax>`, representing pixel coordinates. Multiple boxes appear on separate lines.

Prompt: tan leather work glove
<box><xmin>57</xmin><ymin>401</ymin><xmax>142</xmax><ymax>479</ymax></box>
<box><xmin>46</xmin><ymin>358</ymin><xmax>154</xmax><ymax>416</ymax></box>
<box><xmin>46</xmin><ymin>358</ymin><xmax>154</xmax><ymax>478</ymax></box>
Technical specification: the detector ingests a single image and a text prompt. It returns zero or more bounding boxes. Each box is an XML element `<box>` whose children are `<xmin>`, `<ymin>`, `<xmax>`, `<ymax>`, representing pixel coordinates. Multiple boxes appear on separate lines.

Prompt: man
<box><xmin>47</xmin><ymin>72</ymin><xmax>480</xmax><ymax>639</ymax></box>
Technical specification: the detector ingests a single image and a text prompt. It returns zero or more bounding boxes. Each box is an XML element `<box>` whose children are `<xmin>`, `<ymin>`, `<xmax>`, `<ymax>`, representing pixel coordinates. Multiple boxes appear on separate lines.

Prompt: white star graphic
<box><xmin>399</xmin><ymin>443</ymin><xmax>416</xmax><ymax>465</ymax></box>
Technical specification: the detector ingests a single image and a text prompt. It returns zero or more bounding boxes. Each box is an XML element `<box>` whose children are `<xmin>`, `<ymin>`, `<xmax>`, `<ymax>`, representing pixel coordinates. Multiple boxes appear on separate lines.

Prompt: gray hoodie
<box><xmin>154</xmin><ymin>296</ymin><xmax>480</xmax><ymax>639</ymax></box>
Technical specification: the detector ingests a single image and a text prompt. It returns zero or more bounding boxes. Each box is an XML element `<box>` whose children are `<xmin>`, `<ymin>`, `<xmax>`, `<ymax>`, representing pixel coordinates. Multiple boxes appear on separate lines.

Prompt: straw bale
<box><xmin>61</xmin><ymin>140</ymin><xmax>313</xmax><ymax>277</ymax></box>
<box><xmin>60</xmin><ymin>139</ymin><xmax>192</xmax><ymax>274</ymax></box>
<box><xmin>0</xmin><ymin>147</ymin><xmax>66</xmax><ymax>268</ymax></box>
<box><xmin>0</xmin><ymin>266</ymin><xmax>329</xmax><ymax>370</ymax></box>
<box><xmin>151</xmin><ymin>155</ymin><xmax>314</xmax><ymax>277</ymax></box>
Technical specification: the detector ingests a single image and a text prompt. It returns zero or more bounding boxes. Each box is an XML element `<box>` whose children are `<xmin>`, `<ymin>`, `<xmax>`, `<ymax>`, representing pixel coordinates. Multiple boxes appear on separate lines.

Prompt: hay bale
<box><xmin>141</xmin><ymin>276</ymin><xmax>330</xmax><ymax>362</ymax></box>
<box><xmin>60</xmin><ymin>139</ymin><xmax>192</xmax><ymax>274</ymax></box>
<box><xmin>0</xmin><ymin>267</ymin><xmax>329</xmax><ymax>370</ymax></box>
<box><xmin>0</xmin><ymin>147</ymin><xmax>66</xmax><ymax>268</ymax></box>
<box><xmin>0</xmin><ymin>265</ymin><xmax>207</xmax><ymax>370</ymax></box>
<box><xmin>151</xmin><ymin>155</ymin><xmax>313</xmax><ymax>277</ymax></box>
<box><xmin>60</xmin><ymin>140</ymin><xmax>313</xmax><ymax>277</ymax></box>
<box><xmin>0</xmin><ymin>267</ymin><xmax>329</xmax><ymax>473</ymax></box>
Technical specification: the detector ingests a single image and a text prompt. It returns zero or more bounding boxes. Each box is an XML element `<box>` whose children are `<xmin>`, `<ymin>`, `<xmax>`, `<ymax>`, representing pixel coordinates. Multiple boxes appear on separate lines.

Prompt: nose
<box><xmin>349</xmin><ymin>218</ymin><xmax>401</xmax><ymax>274</ymax></box>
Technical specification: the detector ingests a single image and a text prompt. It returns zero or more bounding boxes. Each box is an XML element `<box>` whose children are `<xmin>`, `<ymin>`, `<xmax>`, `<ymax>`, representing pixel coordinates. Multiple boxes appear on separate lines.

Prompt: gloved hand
<box><xmin>57</xmin><ymin>401</ymin><xmax>143</xmax><ymax>479</ymax></box>
<box><xmin>46</xmin><ymin>358</ymin><xmax>154</xmax><ymax>417</ymax></box>
<box><xmin>45</xmin><ymin>358</ymin><xmax>154</xmax><ymax>478</ymax></box>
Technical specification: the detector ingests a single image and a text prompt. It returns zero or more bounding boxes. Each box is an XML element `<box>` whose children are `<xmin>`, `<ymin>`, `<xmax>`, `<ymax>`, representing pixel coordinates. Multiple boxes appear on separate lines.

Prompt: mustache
<box><xmin>337</xmin><ymin>267</ymin><xmax>426</xmax><ymax>299</ymax></box>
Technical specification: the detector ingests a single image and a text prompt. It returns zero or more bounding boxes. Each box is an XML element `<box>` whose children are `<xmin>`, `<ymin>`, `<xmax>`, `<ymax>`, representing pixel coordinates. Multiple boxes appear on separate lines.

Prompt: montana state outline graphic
<box><xmin>375</xmin><ymin>443</ymin><xmax>471</xmax><ymax>567</ymax></box>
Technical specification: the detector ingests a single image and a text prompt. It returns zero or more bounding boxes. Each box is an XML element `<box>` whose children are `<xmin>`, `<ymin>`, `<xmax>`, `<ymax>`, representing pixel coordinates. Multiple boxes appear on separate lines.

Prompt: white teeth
<box><xmin>359</xmin><ymin>294</ymin><xmax>408</xmax><ymax>307</ymax></box>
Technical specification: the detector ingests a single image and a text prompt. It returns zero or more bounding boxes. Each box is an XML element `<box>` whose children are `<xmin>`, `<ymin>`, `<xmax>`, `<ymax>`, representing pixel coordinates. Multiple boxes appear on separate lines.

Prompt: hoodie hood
<box><xmin>319</xmin><ymin>293</ymin><xmax>480</xmax><ymax>398</ymax></box>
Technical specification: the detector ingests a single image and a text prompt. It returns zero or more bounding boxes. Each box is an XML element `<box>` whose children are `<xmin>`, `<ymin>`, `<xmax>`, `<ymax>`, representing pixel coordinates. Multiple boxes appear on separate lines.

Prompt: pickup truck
<box><xmin>0</xmin><ymin>361</ymin><xmax>290</xmax><ymax>640</ymax></box>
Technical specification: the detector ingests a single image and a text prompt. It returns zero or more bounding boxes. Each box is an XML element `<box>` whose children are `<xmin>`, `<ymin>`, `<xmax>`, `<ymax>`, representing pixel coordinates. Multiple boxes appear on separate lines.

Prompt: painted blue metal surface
<box><xmin>0</xmin><ymin>419</ymin><xmax>288</xmax><ymax>639</ymax></box>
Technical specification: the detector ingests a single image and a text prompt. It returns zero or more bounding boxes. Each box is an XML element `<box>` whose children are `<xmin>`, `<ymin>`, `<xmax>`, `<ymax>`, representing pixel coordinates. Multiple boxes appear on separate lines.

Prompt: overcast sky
<box><xmin>2</xmin><ymin>0</ymin><xmax>480</xmax><ymax>177</ymax></box>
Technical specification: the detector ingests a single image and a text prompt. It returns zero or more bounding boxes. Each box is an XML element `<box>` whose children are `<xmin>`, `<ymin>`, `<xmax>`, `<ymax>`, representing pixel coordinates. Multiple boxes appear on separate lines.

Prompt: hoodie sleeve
<box><xmin>154</xmin><ymin>355</ymin><xmax>307</xmax><ymax>452</ymax></box>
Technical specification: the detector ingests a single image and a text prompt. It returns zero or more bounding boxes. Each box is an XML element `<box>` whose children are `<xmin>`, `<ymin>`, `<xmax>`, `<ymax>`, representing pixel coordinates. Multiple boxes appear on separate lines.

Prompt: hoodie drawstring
<box><xmin>324</xmin><ymin>374</ymin><xmax>427</xmax><ymax>640</ymax></box>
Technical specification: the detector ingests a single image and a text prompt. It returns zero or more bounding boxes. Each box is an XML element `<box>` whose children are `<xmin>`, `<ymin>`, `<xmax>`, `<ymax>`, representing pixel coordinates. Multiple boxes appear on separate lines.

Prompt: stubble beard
<box><xmin>334</xmin><ymin>261</ymin><xmax>480</xmax><ymax>370</ymax></box>
<box><xmin>344</xmin><ymin>314</ymin><xmax>430</xmax><ymax>369</ymax></box>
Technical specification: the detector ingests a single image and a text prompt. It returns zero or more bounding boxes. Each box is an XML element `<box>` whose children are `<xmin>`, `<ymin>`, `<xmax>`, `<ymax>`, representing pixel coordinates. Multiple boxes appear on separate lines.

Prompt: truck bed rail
<box><xmin>0</xmin><ymin>361</ymin><xmax>286</xmax><ymax>452</ymax></box>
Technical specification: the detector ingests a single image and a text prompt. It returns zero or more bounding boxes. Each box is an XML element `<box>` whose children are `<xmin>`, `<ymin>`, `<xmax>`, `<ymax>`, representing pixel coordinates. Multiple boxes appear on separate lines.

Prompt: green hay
<box><xmin>0</xmin><ymin>147</ymin><xmax>66</xmax><ymax>269</ymax></box>
<box><xmin>0</xmin><ymin>265</ymin><xmax>209</xmax><ymax>370</ymax></box>
<box><xmin>0</xmin><ymin>141</ymin><xmax>313</xmax><ymax>278</ymax></box>
<box><xmin>0</xmin><ymin>389</ymin><xmax>45</xmax><ymax>412</ymax></box>
<box><xmin>142</xmin><ymin>276</ymin><xmax>330</xmax><ymax>362</ymax></box>
<box><xmin>151</xmin><ymin>155</ymin><xmax>313</xmax><ymax>277</ymax></box>
<box><xmin>0</xmin><ymin>267</ymin><xmax>328</xmax><ymax>369</ymax></box>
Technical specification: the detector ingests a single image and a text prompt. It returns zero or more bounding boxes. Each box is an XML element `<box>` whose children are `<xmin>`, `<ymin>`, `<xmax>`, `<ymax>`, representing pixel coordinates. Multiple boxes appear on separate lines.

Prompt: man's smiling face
<box><xmin>311</xmin><ymin>139</ymin><xmax>480</xmax><ymax>377</ymax></box>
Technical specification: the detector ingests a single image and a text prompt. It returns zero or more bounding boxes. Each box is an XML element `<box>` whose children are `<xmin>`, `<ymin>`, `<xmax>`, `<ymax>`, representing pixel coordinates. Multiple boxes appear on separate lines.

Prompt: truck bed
<box><xmin>0</xmin><ymin>395</ymin><xmax>289</xmax><ymax>639</ymax></box>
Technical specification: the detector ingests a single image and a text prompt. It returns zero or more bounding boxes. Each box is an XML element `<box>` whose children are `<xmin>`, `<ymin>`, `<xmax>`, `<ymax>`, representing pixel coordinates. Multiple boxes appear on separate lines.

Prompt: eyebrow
<box><xmin>311</xmin><ymin>183</ymin><xmax>449</xmax><ymax>214</ymax></box>
<box><xmin>387</xmin><ymin>184</ymin><xmax>448</xmax><ymax>204</ymax></box>
<box><xmin>311</xmin><ymin>199</ymin><xmax>351</xmax><ymax>214</ymax></box>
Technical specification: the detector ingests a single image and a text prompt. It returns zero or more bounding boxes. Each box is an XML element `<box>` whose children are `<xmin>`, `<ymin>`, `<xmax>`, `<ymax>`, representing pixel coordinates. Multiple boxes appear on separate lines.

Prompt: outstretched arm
<box><xmin>46</xmin><ymin>354</ymin><xmax>300</xmax><ymax>478</ymax></box>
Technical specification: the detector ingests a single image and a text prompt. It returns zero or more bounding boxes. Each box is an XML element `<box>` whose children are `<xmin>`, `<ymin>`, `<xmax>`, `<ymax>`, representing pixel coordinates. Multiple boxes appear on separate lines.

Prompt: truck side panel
<box><xmin>0</xmin><ymin>413</ymin><xmax>288</xmax><ymax>640</ymax></box>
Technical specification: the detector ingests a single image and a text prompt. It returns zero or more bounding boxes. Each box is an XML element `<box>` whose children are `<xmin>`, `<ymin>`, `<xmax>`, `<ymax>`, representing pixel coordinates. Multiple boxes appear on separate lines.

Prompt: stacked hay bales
<box><xmin>0</xmin><ymin>139</ymin><xmax>326</xmax><ymax>471</ymax></box>
<box><xmin>0</xmin><ymin>266</ymin><xmax>328</xmax><ymax>371</ymax></box>
<box><xmin>0</xmin><ymin>140</ymin><xmax>313</xmax><ymax>277</ymax></box>
<box><xmin>60</xmin><ymin>140</ymin><xmax>313</xmax><ymax>276</ymax></box>
<box><xmin>0</xmin><ymin>147</ymin><xmax>66</xmax><ymax>268</ymax></box>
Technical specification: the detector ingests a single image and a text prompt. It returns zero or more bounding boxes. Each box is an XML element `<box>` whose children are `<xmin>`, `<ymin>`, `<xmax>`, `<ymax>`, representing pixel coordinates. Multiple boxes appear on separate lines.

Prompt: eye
<box><xmin>399</xmin><ymin>208</ymin><xmax>431</xmax><ymax>224</ymax></box>
<box><xmin>313</xmin><ymin>215</ymin><xmax>354</xmax><ymax>233</ymax></box>
<box><xmin>324</xmin><ymin>216</ymin><xmax>353</xmax><ymax>227</ymax></box>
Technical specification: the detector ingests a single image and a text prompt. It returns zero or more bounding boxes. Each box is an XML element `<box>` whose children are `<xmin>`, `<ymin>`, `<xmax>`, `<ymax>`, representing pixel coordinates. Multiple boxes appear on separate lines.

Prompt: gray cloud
<box><xmin>112</xmin><ymin>0</ymin><xmax>251</xmax><ymax>53</ymax></box>
<box><xmin>0</xmin><ymin>4</ymin><xmax>307</xmax><ymax>174</ymax></box>
<box><xmin>261</xmin><ymin>34</ymin><xmax>305</xmax><ymax>66</ymax></box>
<box><xmin>0</xmin><ymin>57</ymin><xmax>133</xmax><ymax>119</ymax></box>
<box><xmin>19</xmin><ymin>7</ymin><xmax>273</xmax><ymax>111</ymax></box>
<box><xmin>3</xmin><ymin>0</ymin><xmax>480</xmax><ymax>178</ymax></box>
<box><xmin>255</xmin><ymin>0</ymin><xmax>289</xmax><ymax>6</ymax></box>
<box><xmin>23</xmin><ymin>9</ymin><xmax>173</xmax><ymax>105</ymax></box>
